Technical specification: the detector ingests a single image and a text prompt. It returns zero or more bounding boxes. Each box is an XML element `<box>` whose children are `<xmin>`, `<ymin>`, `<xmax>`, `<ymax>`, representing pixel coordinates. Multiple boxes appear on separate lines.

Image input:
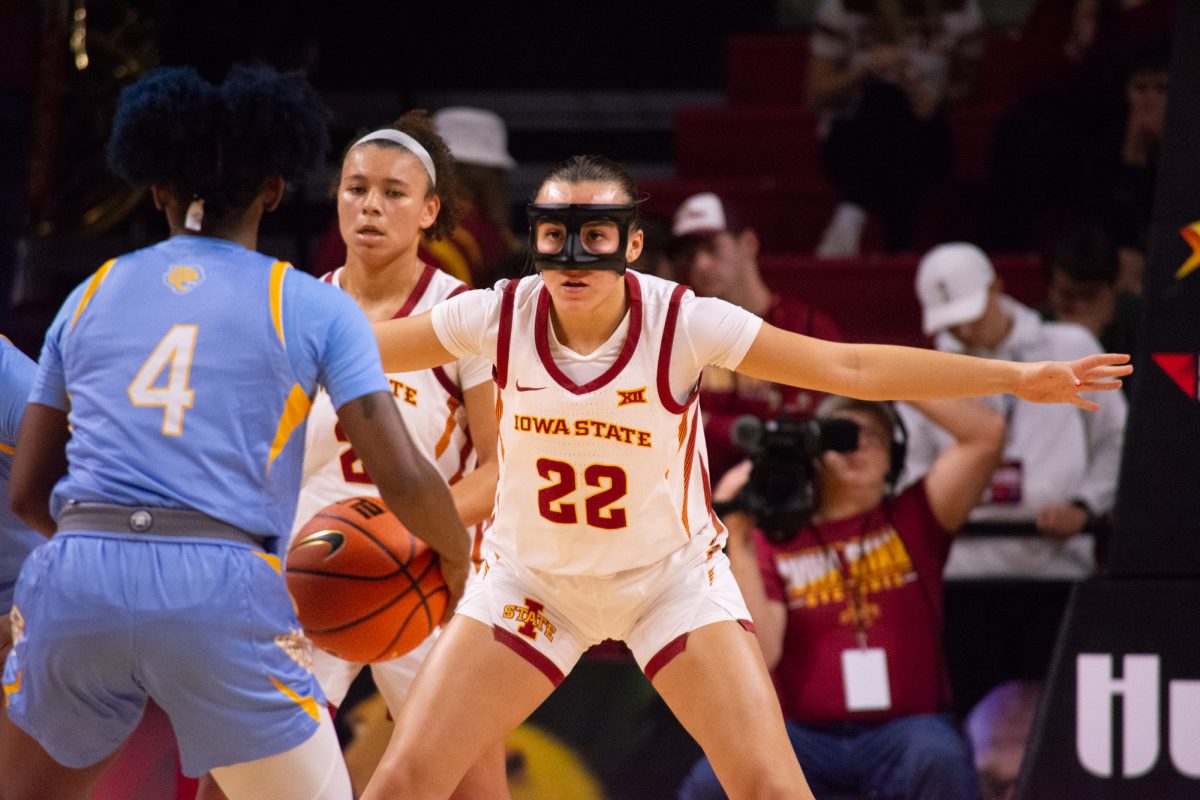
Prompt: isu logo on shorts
<box><xmin>616</xmin><ymin>386</ymin><xmax>648</xmax><ymax>406</ymax></box>
<box><xmin>503</xmin><ymin>597</ymin><xmax>556</xmax><ymax>642</ymax></box>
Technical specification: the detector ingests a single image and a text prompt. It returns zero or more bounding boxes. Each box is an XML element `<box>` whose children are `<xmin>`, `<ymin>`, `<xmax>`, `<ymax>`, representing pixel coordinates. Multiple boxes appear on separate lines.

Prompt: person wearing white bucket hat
<box><xmin>419</xmin><ymin>108</ymin><xmax>521</xmax><ymax>288</ymax></box>
<box><xmin>434</xmin><ymin>108</ymin><xmax>516</xmax><ymax>170</ymax></box>
<box><xmin>902</xmin><ymin>241</ymin><xmax>1128</xmax><ymax>575</ymax></box>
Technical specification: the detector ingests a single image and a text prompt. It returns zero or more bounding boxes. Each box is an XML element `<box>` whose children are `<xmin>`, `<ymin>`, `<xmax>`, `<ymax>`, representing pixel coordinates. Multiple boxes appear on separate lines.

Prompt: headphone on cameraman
<box><xmin>815</xmin><ymin>397</ymin><xmax>909</xmax><ymax>491</ymax></box>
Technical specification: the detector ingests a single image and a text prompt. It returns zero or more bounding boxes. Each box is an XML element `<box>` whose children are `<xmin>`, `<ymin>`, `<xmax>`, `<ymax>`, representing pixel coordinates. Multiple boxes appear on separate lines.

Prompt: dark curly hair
<box><xmin>341</xmin><ymin>110</ymin><xmax>461</xmax><ymax>240</ymax></box>
<box><xmin>107</xmin><ymin>64</ymin><xmax>330</xmax><ymax>232</ymax></box>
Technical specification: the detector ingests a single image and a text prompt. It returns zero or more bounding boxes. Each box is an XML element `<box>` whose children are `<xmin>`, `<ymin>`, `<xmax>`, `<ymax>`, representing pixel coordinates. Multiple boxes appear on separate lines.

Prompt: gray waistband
<box><xmin>57</xmin><ymin>503</ymin><xmax>267</xmax><ymax>548</ymax></box>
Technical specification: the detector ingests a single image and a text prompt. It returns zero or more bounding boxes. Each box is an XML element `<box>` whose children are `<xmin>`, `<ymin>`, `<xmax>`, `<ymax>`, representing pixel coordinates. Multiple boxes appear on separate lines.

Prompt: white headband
<box><xmin>352</xmin><ymin>129</ymin><xmax>437</xmax><ymax>185</ymax></box>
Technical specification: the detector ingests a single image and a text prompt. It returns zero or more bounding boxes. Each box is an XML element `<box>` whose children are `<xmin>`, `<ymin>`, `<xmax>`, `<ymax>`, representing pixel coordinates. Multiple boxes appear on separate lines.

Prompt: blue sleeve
<box><xmin>0</xmin><ymin>341</ymin><xmax>37</xmax><ymax>442</ymax></box>
<box><xmin>282</xmin><ymin>271</ymin><xmax>389</xmax><ymax>410</ymax></box>
<box><xmin>27</xmin><ymin>282</ymin><xmax>88</xmax><ymax>412</ymax></box>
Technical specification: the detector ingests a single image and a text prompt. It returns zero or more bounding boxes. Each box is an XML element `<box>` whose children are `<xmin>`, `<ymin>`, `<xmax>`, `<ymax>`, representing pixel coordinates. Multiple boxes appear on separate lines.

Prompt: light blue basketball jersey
<box><xmin>0</xmin><ymin>337</ymin><xmax>44</xmax><ymax>609</ymax></box>
<box><xmin>29</xmin><ymin>235</ymin><xmax>387</xmax><ymax>553</ymax></box>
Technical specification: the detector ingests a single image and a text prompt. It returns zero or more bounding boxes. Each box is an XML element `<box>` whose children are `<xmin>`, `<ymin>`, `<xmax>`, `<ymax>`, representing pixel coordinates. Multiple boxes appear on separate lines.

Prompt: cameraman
<box><xmin>679</xmin><ymin>396</ymin><xmax>1003</xmax><ymax>800</ymax></box>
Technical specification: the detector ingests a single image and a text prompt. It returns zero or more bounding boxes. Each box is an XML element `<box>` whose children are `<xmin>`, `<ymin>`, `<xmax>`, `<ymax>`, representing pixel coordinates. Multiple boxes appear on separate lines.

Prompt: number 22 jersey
<box><xmin>432</xmin><ymin>270</ymin><xmax>763</xmax><ymax>576</ymax></box>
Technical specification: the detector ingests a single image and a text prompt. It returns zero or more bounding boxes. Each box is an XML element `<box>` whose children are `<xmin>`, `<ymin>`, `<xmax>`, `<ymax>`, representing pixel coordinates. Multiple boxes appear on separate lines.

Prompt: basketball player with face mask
<box><xmin>362</xmin><ymin>154</ymin><xmax>1129</xmax><ymax>800</ymax></box>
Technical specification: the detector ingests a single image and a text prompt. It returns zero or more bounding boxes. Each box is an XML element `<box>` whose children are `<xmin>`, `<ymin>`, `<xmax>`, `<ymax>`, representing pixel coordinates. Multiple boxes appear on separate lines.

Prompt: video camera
<box><xmin>727</xmin><ymin>414</ymin><xmax>860</xmax><ymax>543</ymax></box>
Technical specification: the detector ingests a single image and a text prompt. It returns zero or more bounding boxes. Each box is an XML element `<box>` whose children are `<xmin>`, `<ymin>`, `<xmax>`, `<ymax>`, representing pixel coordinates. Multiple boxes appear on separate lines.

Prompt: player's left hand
<box><xmin>1014</xmin><ymin>353</ymin><xmax>1132</xmax><ymax>411</ymax></box>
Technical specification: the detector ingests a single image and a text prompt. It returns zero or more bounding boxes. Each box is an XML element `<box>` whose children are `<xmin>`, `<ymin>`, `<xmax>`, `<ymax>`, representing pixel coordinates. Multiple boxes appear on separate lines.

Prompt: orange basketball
<box><xmin>285</xmin><ymin>496</ymin><xmax>448</xmax><ymax>663</ymax></box>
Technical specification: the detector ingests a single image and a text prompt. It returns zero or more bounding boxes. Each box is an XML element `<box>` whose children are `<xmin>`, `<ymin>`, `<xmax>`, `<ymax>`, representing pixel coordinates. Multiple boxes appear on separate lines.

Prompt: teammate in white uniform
<box><xmin>295</xmin><ymin>113</ymin><xmax>503</xmax><ymax>799</ymax></box>
<box><xmin>363</xmin><ymin>155</ymin><xmax>1130</xmax><ymax>800</ymax></box>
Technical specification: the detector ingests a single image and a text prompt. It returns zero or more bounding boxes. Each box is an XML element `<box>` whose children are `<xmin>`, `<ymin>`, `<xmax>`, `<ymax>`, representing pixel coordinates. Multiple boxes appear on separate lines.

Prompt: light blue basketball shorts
<box><xmin>3</xmin><ymin>531</ymin><xmax>326</xmax><ymax>777</ymax></box>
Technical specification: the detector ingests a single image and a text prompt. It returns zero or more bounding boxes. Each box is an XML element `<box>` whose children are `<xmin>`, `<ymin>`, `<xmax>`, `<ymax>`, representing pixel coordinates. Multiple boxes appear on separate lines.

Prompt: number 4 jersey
<box><xmin>431</xmin><ymin>270</ymin><xmax>764</xmax><ymax>576</ymax></box>
<box><xmin>29</xmin><ymin>236</ymin><xmax>388</xmax><ymax>553</ymax></box>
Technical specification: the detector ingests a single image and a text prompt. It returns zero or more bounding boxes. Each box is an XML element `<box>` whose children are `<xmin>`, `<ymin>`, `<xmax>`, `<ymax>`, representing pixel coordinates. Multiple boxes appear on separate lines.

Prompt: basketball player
<box><xmin>0</xmin><ymin>66</ymin><xmax>470</xmax><ymax>800</ymax></box>
<box><xmin>288</xmin><ymin>113</ymin><xmax>506</xmax><ymax>797</ymax></box>
<box><xmin>0</xmin><ymin>337</ymin><xmax>41</xmax><ymax>668</ymax></box>
<box><xmin>359</xmin><ymin>154</ymin><xmax>1129</xmax><ymax>800</ymax></box>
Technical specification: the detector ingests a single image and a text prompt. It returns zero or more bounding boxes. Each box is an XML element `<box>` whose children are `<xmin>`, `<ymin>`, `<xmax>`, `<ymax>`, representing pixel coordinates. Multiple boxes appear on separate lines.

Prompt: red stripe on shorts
<box><xmin>643</xmin><ymin>619</ymin><xmax>758</xmax><ymax>682</ymax></box>
<box><xmin>492</xmin><ymin>626</ymin><xmax>565</xmax><ymax>686</ymax></box>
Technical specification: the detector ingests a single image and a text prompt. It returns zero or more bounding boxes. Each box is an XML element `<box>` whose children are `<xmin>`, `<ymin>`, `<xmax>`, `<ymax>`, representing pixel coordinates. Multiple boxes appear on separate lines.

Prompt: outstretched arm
<box><xmin>736</xmin><ymin>324</ymin><xmax>1131</xmax><ymax>411</ymax></box>
<box><xmin>373</xmin><ymin>312</ymin><xmax>457</xmax><ymax>374</ymax></box>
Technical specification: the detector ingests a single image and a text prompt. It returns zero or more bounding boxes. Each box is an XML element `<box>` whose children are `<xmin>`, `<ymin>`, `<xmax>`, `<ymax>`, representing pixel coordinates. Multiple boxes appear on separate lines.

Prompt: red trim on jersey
<box><xmin>738</xmin><ymin>618</ymin><xmax>756</xmax><ymax>634</ymax></box>
<box><xmin>320</xmin><ymin>270</ymin><xmax>336</xmax><ymax>284</ymax></box>
<box><xmin>492</xmin><ymin>626</ymin><xmax>564</xmax><ymax>686</ymax></box>
<box><xmin>534</xmin><ymin>271</ymin><xmax>642</xmax><ymax>395</ymax></box>
<box><xmin>658</xmin><ymin>283</ymin><xmax>699</xmax><ymax>414</ymax></box>
<box><xmin>447</xmin><ymin>283</ymin><xmax>471</xmax><ymax>299</ymax></box>
<box><xmin>431</xmin><ymin>366</ymin><xmax>462</xmax><ymax>399</ymax></box>
<box><xmin>494</xmin><ymin>278</ymin><xmax>521</xmax><ymax>389</ymax></box>
<box><xmin>394</xmin><ymin>263</ymin><xmax>438</xmax><ymax>319</ymax></box>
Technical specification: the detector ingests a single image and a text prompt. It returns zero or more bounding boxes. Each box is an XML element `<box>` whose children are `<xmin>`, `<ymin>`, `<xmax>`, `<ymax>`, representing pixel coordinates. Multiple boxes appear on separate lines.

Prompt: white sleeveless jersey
<box><xmin>491</xmin><ymin>272</ymin><xmax>724</xmax><ymax>576</ymax></box>
<box><xmin>292</xmin><ymin>264</ymin><xmax>490</xmax><ymax>540</ymax></box>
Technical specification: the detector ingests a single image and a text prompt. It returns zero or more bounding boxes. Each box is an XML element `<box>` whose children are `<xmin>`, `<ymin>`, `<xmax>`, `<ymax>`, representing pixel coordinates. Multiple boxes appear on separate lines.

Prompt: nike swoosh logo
<box><xmin>295</xmin><ymin>530</ymin><xmax>346</xmax><ymax>559</ymax></box>
<box><xmin>515</xmin><ymin>381</ymin><xmax>545</xmax><ymax>392</ymax></box>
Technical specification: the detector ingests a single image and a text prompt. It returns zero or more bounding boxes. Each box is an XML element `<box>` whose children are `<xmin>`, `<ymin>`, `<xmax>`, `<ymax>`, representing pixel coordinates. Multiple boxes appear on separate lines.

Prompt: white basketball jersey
<box><xmin>491</xmin><ymin>272</ymin><xmax>723</xmax><ymax>576</ymax></box>
<box><xmin>293</xmin><ymin>264</ymin><xmax>487</xmax><ymax>547</ymax></box>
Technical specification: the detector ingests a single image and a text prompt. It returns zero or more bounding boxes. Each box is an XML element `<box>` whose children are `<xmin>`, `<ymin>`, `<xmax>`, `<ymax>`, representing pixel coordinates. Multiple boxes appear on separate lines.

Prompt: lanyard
<box><xmin>811</xmin><ymin>514</ymin><xmax>874</xmax><ymax>649</ymax></box>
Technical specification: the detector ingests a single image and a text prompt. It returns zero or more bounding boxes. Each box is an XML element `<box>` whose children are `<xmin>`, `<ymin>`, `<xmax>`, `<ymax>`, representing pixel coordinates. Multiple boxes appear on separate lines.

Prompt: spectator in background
<box><xmin>423</xmin><ymin>107</ymin><xmax>522</xmax><ymax>287</ymax></box>
<box><xmin>669</xmin><ymin>192</ymin><xmax>842</xmax><ymax>483</ymax></box>
<box><xmin>1040</xmin><ymin>223</ymin><xmax>1142</xmax><ymax>369</ymax></box>
<box><xmin>1088</xmin><ymin>43</ymin><xmax>1170</xmax><ymax>294</ymax></box>
<box><xmin>680</xmin><ymin>394</ymin><xmax>1003</xmax><ymax>800</ymax></box>
<box><xmin>984</xmin><ymin>0</ymin><xmax>1174</xmax><ymax>254</ymax></box>
<box><xmin>903</xmin><ymin>242</ymin><xmax>1126</xmax><ymax>576</ymax></box>
<box><xmin>807</xmin><ymin>0</ymin><xmax>983</xmax><ymax>257</ymax></box>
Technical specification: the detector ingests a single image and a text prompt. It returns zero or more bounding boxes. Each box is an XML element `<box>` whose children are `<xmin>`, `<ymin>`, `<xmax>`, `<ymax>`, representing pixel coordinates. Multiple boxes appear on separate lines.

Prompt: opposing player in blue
<box><xmin>0</xmin><ymin>337</ymin><xmax>42</xmax><ymax>671</ymax></box>
<box><xmin>0</xmin><ymin>66</ymin><xmax>472</xmax><ymax>800</ymax></box>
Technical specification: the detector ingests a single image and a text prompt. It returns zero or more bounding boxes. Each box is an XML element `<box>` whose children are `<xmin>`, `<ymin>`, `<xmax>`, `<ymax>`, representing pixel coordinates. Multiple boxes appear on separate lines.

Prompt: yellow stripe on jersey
<box><xmin>70</xmin><ymin>258</ymin><xmax>117</xmax><ymax>329</ymax></box>
<box><xmin>269</xmin><ymin>674</ymin><xmax>319</xmax><ymax>722</ymax></box>
<box><xmin>3</xmin><ymin>671</ymin><xmax>20</xmax><ymax>699</ymax></box>
<box><xmin>422</xmin><ymin>238</ymin><xmax>472</xmax><ymax>284</ymax></box>
<box><xmin>0</xmin><ymin>442</ymin><xmax>13</xmax><ymax>455</ymax></box>
<box><xmin>269</xmin><ymin>261</ymin><xmax>290</xmax><ymax>347</ymax></box>
<box><xmin>267</xmin><ymin>384</ymin><xmax>312</xmax><ymax>472</ymax></box>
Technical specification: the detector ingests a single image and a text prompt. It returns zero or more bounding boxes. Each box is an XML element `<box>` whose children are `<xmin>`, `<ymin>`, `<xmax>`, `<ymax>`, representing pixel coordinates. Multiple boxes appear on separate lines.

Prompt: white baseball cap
<box><xmin>433</xmin><ymin>107</ymin><xmax>515</xmax><ymax>170</ymax></box>
<box><xmin>672</xmin><ymin>192</ymin><xmax>728</xmax><ymax>237</ymax></box>
<box><xmin>915</xmin><ymin>242</ymin><xmax>997</xmax><ymax>335</ymax></box>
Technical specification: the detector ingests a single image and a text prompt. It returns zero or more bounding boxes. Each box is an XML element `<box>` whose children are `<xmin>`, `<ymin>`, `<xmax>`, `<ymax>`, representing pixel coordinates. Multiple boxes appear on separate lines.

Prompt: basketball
<box><xmin>285</xmin><ymin>496</ymin><xmax>448</xmax><ymax>663</ymax></box>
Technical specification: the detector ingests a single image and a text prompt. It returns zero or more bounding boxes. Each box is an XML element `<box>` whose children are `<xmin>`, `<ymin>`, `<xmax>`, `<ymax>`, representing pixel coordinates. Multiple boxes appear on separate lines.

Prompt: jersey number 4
<box><xmin>536</xmin><ymin>457</ymin><xmax>628</xmax><ymax>530</ymax></box>
<box><xmin>128</xmin><ymin>324</ymin><xmax>197</xmax><ymax>436</ymax></box>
